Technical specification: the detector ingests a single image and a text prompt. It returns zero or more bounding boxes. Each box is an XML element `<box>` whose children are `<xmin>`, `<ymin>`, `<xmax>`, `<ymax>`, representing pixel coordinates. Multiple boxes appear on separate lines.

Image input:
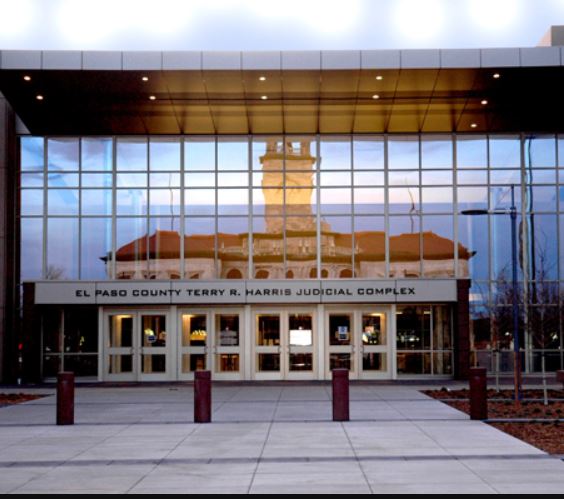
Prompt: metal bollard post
<box><xmin>332</xmin><ymin>369</ymin><xmax>350</xmax><ymax>422</ymax></box>
<box><xmin>469</xmin><ymin>367</ymin><xmax>488</xmax><ymax>421</ymax></box>
<box><xmin>194</xmin><ymin>371</ymin><xmax>212</xmax><ymax>424</ymax></box>
<box><xmin>57</xmin><ymin>372</ymin><xmax>75</xmax><ymax>426</ymax></box>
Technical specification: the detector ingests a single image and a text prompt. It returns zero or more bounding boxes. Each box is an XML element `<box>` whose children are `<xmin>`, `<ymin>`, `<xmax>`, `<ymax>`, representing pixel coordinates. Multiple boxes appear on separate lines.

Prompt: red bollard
<box><xmin>57</xmin><ymin>372</ymin><xmax>75</xmax><ymax>426</ymax></box>
<box><xmin>469</xmin><ymin>367</ymin><xmax>488</xmax><ymax>421</ymax></box>
<box><xmin>194</xmin><ymin>371</ymin><xmax>212</xmax><ymax>424</ymax></box>
<box><xmin>332</xmin><ymin>369</ymin><xmax>350</xmax><ymax>422</ymax></box>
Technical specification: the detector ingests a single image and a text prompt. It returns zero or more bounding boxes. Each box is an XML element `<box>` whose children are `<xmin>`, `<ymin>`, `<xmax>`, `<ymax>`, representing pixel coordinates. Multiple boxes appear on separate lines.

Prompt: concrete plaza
<box><xmin>0</xmin><ymin>383</ymin><xmax>563</xmax><ymax>494</ymax></box>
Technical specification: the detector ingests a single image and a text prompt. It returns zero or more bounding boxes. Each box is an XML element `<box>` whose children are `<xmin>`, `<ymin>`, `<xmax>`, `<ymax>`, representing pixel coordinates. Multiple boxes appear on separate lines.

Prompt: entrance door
<box><xmin>178</xmin><ymin>309</ymin><xmax>244</xmax><ymax>381</ymax></box>
<box><xmin>254</xmin><ymin>309</ymin><xmax>316</xmax><ymax>380</ymax></box>
<box><xmin>326</xmin><ymin>311</ymin><xmax>357</xmax><ymax>379</ymax></box>
<box><xmin>325</xmin><ymin>308</ymin><xmax>392</xmax><ymax>380</ymax></box>
<box><xmin>104</xmin><ymin>311</ymin><xmax>170</xmax><ymax>382</ymax></box>
<box><xmin>359</xmin><ymin>309</ymin><xmax>391</xmax><ymax>379</ymax></box>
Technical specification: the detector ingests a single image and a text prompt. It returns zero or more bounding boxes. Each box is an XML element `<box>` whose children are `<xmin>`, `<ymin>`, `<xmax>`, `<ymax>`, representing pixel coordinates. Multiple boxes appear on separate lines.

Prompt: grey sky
<box><xmin>0</xmin><ymin>0</ymin><xmax>562</xmax><ymax>51</ymax></box>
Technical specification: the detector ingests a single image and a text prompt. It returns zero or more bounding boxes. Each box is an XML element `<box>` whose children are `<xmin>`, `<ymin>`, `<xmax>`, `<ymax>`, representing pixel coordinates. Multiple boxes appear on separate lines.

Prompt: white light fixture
<box><xmin>149</xmin><ymin>95</ymin><xmax>156</xmax><ymax>101</ymax></box>
<box><xmin>36</xmin><ymin>95</ymin><xmax>44</xmax><ymax>101</ymax></box>
<box><xmin>471</xmin><ymin>123</ymin><xmax>478</xmax><ymax>129</ymax></box>
<box><xmin>261</xmin><ymin>95</ymin><xmax>268</xmax><ymax>100</ymax></box>
<box><xmin>372</xmin><ymin>94</ymin><xmax>381</xmax><ymax>100</ymax></box>
<box><xmin>493</xmin><ymin>73</ymin><xmax>501</xmax><ymax>79</ymax></box>
<box><xmin>376</xmin><ymin>75</ymin><xmax>384</xmax><ymax>81</ymax></box>
<box><xmin>23</xmin><ymin>75</ymin><xmax>32</xmax><ymax>82</ymax></box>
<box><xmin>481</xmin><ymin>100</ymin><xmax>489</xmax><ymax>106</ymax></box>
<box><xmin>142</xmin><ymin>76</ymin><xmax>149</xmax><ymax>82</ymax></box>
<box><xmin>259</xmin><ymin>76</ymin><xmax>267</xmax><ymax>82</ymax></box>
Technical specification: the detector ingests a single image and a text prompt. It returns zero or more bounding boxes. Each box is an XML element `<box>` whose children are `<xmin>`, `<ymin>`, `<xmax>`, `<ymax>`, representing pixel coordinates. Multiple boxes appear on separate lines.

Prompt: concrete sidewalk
<box><xmin>0</xmin><ymin>384</ymin><xmax>563</xmax><ymax>494</ymax></box>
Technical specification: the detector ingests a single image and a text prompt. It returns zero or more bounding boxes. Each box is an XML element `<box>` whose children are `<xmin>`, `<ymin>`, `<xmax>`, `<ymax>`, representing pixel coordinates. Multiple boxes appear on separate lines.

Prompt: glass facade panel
<box><xmin>47</xmin><ymin>218</ymin><xmax>79</xmax><ymax>280</ymax></box>
<box><xmin>490</xmin><ymin>136</ymin><xmax>521</xmax><ymax>168</ymax></box>
<box><xmin>21</xmin><ymin>190</ymin><xmax>43</xmax><ymax>216</ymax></box>
<box><xmin>389</xmin><ymin>136</ymin><xmax>419</xmax><ymax>169</ymax></box>
<box><xmin>456</xmin><ymin>136</ymin><xmax>488</xmax><ymax>168</ymax></box>
<box><xmin>525</xmin><ymin>135</ymin><xmax>556</xmax><ymax>168</ymax></box>
<box><xmin>21</xmin><ymin>218</ymin><xmax>43</xmax><ymax>280</ymax></box>
<box><xmin>320</xmin><ymin>137</ymin><xmax>351</xmax><ymax>170</ymax></box>
<box><xmin>150</xmin><ymin>138</ymin><xmax>181</xmax><ymax>171</ymax></box>
<box><xmin>354</xmin><ymin>137</ymin><xmax>384</xmax><ymax>170</ymax></box>
<box><xmin>218</xmin><ymin>138</ymin><xmax>248</xmax><ymax>171</ymax></box>
<box><xmin>115</xmin><ymin>218</ymin><xmax>147</xmax><ymax>280</ymax></box>
<box><xmin>354</xmin><ymin>188</ymin><xmax>385</xmax><ymax>215</ymax></box>
<box><xmin>48</xmin><ymin>190</ymin><xmax>79</xmax><ymax>216</ymax></box>
<box><xmin>421</xmin><ymin>135</ymin><xmax>452</xmax><ymax>169</ymax></box>
<box><xmin>150</xmin><ymin>189</ymin><xmax>181</xmax><ymax>216</ymax></box>
<box><xmin>82</xmin><ymin>190</ymin><xmax>112</xmax><ymax>216</ymax></box>
<box><xmin>186</xmin><ymin>138</ymin><xmax>215</xmax><ymax>171</ymax></box>
<box><xmin>81</xmin><ymin>218</ymin><xmax>112</xmax><ymax>280</ymax></box>
<box><xmin>117</xmin><ymin>138</ymin><xmax>147</xmax><ymax>171</ymax></box>
<box><xmin>82</xmin><ymin>138</ymin><xmax>113</xmax><ymax>171</ymax></box>
<box><xmin>48</xmin><ymin>138</ymin><xmax>79</xmax><ymax>171</ymax></box>
<box><xmin>21</xmin><ymin>137</ymin><xmax>44</xmax><ymax>172</ymax></box>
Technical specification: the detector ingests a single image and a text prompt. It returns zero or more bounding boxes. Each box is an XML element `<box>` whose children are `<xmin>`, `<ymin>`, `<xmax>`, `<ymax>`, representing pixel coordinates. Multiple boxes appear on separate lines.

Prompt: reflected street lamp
<box><xmin>461</xmin><ymin>184</ymin><xmax>522</xmax><ymax>404</ymax></box>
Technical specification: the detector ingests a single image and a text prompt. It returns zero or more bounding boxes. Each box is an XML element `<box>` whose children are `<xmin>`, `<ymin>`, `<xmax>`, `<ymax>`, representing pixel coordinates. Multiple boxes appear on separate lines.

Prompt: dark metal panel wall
<box><xmin>0</xmin><ymin>93</ymin><xmax>17</xmax><ymax>383</ymax></box>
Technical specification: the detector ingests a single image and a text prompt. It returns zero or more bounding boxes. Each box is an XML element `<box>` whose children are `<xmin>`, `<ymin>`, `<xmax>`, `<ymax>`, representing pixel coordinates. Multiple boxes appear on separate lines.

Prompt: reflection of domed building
<box><xmin>108</xmin><ymin>140</ymin><xmax>473</xmax><ymax>280</ymax></box>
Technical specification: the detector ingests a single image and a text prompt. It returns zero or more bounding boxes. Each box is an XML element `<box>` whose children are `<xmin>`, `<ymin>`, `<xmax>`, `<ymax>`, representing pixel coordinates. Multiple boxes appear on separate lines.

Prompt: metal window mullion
<box><xmin>146</xmin><ymin>137</ymin><xmax>150</xmax><ymax>279</ymax></box>
<box><xmin>419</xmin><ymin>136</ymin><xmax>423</xmax><ymax>277</ymax></box>
<box><xmin>215</xmin><ymin>137</ymin><xmax>219</xmax><ymax>279</ymax></box>
<box><xmin>283</xmin><ymin>135</ymin><xmax>287</xmax><ymax>278</ymax></box>
<box><xmin>78</xmin><ymin>138</ymin><xmax>82</xmax><ymax>280</ymax></box>
<box><xmin>453</xmin><ymin>133</ymin><xmax>459</xmax><ymax>279</ymax></box>
<box><xmin>180</xmin><ymin>136</ymin><xmax>186</xmax><ymax>279</ymax></box>
<box><xmin>316</xmin><ymin>136</ymin><xmax>321</xmax><ymax>279</ymax></box>
<box><xmin>385</xmin><ymin>135</ymin><xmax>390</xmax><ymax>279</ymax></box>
<box><xmin>111</xmin><ymin>137</ymin><xmax>117</xmax><ymax>280</ymax></box>
<box><xmin>350</xmin><ymin>135</ymin><xmax>355</xmax><ymax>277</ymax></box>
<box><xmin>248</xmin><ymin>136</ymin><xmax>253</xmax><ymax>280</ymax></box>
<box><xmin>42</xmin><ymin>137</ymin><xmax>48</xmax><ymax>279</ymax></box>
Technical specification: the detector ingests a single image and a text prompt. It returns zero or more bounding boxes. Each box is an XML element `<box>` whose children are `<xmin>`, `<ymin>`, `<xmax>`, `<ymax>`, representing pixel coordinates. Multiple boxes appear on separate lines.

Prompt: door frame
<box><xmin>177</xmin><ymin>307</ymin><xmax>245</xmax><ymax>381</ymax></box>
<box><xmin>102</xmin><ymin>308</ymin><xmax>173</xmax><ymax>382</ymax></box>
<box><xmin>252</xmin><ymin>307</ymin><xmax>318</xmax><ymax>381</ymax></box>
<box><xmin>324</xmin><ymin>305</ymin><xmax>394</xmax><ymax>381</ymax></box>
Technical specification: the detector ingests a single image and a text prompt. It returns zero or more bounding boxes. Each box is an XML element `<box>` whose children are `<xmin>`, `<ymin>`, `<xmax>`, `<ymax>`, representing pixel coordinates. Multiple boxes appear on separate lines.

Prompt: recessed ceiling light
<box><xmin>471</xmin><ymin>123</ymin><xmax>478</xmax><ymax>129</ymax></box>
<box><xmin>149</xmin><ymin>95</ymin><xmax>156</xmax><ymax>101</ymax></box>
<box><xmin>493</xmin><ymin>73</ymin><xmax>501</xmax><ymax>79</ymax></box>
<box><xmin>376</xmin><ymin>75</ymin><xmax>384</xmax><ymax>81</ymax></box>
<box><xmin>142</xmin><ymin>76</ymin><xmax>149</xmax><ymax>82</ymax></box>
<box><xmin>481</xmin><ymin>100</ymin><xmax>489</xmax><ymax>106</ymax></box>
<box><xmin>372</xmin><ymin>94</ymin><xmax>380</xmax><ymax>100</ymax></box>
<box><xmin>36</xmin><ymin>95</ymin><xmax>44</xmax><ymax>101</ymax></box>
<box><xmin>261</xmin><ymin>95</ymin><xmax>268</xmax><ymax>100</ymax></box>
<box><xmin>23</xmin><ymin>75</ymin><xmax>31</xmax><ymax>82</ymax></box>
<box><xmin>259</xmin><ymin>76</ymin><xmax>267</xmax><ymax>82</ymax></box>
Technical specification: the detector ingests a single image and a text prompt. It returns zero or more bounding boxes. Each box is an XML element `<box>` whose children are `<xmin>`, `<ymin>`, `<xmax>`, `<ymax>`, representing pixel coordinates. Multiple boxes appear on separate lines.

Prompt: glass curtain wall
<box><xmin>19</xmin><ymin>134</ymin><xmax>564</xmax><ymax>373</ymax></box>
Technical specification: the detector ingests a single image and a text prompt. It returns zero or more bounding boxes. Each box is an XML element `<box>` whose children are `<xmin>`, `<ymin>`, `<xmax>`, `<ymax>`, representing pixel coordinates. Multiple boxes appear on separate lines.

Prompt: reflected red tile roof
<box><xmin>113</xmin><ymin>230</ymin><xmax>474</xmax><ymax>262</ymax></box>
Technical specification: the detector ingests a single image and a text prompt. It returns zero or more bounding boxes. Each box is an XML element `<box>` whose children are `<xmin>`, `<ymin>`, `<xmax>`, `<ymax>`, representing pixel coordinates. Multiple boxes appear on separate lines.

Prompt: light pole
<box><xmin>461</xmin><ymin>184</ymin><xmax>522</xmax><ymax>404</ymax></box>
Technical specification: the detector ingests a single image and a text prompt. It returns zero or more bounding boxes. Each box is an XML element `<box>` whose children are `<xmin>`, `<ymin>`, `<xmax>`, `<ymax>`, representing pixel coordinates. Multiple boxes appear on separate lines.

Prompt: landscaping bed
<box><xmin>0</xmin><ymin>394</ymin><xmax>44</xmax><ymax>406</ymax></box>
<box><xmin>424</xmin><ymin>389</ymin><xmax>564</xmax><ymax>455</ymax></box>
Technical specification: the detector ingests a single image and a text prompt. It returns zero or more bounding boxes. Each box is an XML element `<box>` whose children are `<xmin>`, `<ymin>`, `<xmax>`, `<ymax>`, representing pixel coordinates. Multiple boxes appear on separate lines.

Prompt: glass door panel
<box><xmin>180</xmin><ymin>313</ymin><xmax>209</xmax><ymax>376</ymax></box>
<box><xmin>107</xmin><ymin>314</ymin><xmax>136</xmax><ymax>380</ymax></box>
<box><xmin>360</xmin><ymin>310</ymin><xmax>391</xmax><ymax>379</ymax></box>
<box><xmin>255</xmin><ymin>314</ymin><xmax>282</xmax><ymax>379</ymax></box>
<box><xmin>140</xmin><ymin>315</ymin><xmax>168</xmax><ymax>377</ymax></box>
<box><xmin>287</xmin><ymin>313</ymin><xmax>315</xmax><ymax>378</ymax></box>
<box><xmin>215</xmin><ymin>313</ymin><xmax>243</xmax><ymax>379</ymax></box>
<box><xmin>327</xmin><ymin>313</ymin><xmax>356</xmax><ymax>377</ymax></box>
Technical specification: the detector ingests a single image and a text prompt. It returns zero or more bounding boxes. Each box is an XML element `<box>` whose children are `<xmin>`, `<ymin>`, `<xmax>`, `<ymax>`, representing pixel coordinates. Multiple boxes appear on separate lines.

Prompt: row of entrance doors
<box><xmin>104</xmin><ymin>307</ymin><xmax>392</xmax><ymax>382</ymax></box>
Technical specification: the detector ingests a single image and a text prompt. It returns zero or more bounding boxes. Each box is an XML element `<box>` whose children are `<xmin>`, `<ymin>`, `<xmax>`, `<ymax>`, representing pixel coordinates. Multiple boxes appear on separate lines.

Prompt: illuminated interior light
<box><xmin>261</xmin><ymin>95</ymin><xmax>269</xmax><ymax>100</ymax></box>
<box><xmin>23</xmin><ymin>75</ymin><xmax>32</xmax><ymax>82</ymax></box>
<box><xmin>259</xmin><ymin>76</ymin><xmax>267</xmax><ymax>82</ymax></box>
<box><xmin>36</xmin><ymin>95</ymin><xmax>44</xmax><ymax>101</ymax></box>
<box><xmin>471</xmin><ymin>123</ymin><xmax>478</xmax><ymax>129</ymax></box>
<box><xmin>142</xmin><ymin>76</ymin><xmax>149</xmax><ymax>82</ymax></box>
<box><xmin>372</xmin><ymin>94</ymin><xmax>381</xmax><ymax>100</ymax></box>
<box><xmin>493</xmin><ymin>73</ymin><xmax>501</xmax><ymax>79</ymax></box>
<box><xmin>376</xmin><ymin>75</ymin><xmax>384</xmax><ymax>81</ymax></box>
<box><xmin>481</xmin><ymin>100</ymin><xmax>489</xmax><ymax>106</ymax></box>
<box><xmin>149</xmin><ymin>95</ymin><xmax>156</xmax><ymax>101</ymax></box>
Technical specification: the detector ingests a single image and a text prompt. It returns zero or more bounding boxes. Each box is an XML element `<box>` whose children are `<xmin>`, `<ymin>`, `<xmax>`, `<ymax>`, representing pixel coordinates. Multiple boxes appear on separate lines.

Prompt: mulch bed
<box><xmin>424</xmin><ymin>389</ymin><xmax>564</xmax><ymax>455</ymax></box>
<box><xmin>0</xmin><ymin>394</ymin><xmax>44</xmax><ymax>406</ymax></box>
